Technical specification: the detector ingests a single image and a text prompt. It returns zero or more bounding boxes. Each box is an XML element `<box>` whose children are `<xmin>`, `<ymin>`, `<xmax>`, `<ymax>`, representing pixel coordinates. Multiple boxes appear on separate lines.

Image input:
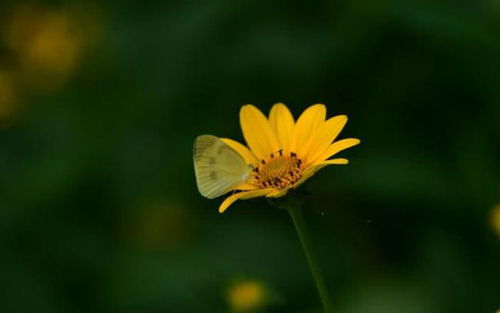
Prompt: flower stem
<box><xmin>287</xmin><ymin>202</ymin><xmax>334</xmax><ymax>313</ymax></box>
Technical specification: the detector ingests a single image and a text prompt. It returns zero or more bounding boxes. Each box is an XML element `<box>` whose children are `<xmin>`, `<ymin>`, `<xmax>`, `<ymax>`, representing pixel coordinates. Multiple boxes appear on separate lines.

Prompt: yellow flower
<box><xmin>216</xmin><ymin>103</ymin><xmax>360</xmax><ymax>213</ymax></box>
<box><xmin>0</xmin><ymin>71</ymin><xmax>19</xmax><ymax>125</ymax></box>
<box><xmin>227</xmin><ymin>280</ymin><xmax>266</xmax><ymax>312</ymax></box>
<box><xmin>490</xmin><ymin>203</ymin><xmax>500</xmax><ymax>236</ymax></box>
<box><xmin>3</xmin><ymin>3</ymin><xmax>102</xmax><ymax>91</ymax></box>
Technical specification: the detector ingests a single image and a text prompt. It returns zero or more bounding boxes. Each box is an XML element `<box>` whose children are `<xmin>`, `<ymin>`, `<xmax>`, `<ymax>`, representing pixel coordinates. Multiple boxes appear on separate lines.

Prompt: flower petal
<box><xmin>292</xmin><ymin>164</ymin><xmax>327</xmax><ymax>189</ymax></box>
<box><xmin>240</xmin><ymin>105</ymin><xmax>280</xmax><ymax>160</ymax></box>
<box><xmin>218</xmin><ymin>188</ymin><xmax>273</xmax><ymax>213</ymax></box>
<box><xmin>265</xmin><ymin>188</ymin><xmax>289</xmax><ymax>198</ymax></box>
<box><xmin>290</xmin><ymin>104</ymin><xmax>326</xmax><ymax>158</ymax></box>
<box><xmin>317</xmin><ymin>158</ymin><xmax>349</xmax><ymax>165</ymax></box>
<box><xmin>268</xmin><ymin>103</ymin><xmax>295</xmax><ymax>152</ymax></box>
<box><xmin>314</xmin><ymin>138</ymin><xmax>360</xmax><ymax>163</ymax></box>
<box><xmin>292</xmin><ymin>158</ymin><xmax>350</xmax><ymax>189</ymax></box>
<box><xmin>220</xmin><ymin>138</ymin><xmax>258</xmax><ymax>165</ymax></box>
<box><xmin>304</xmin><ymin>115</ymin><xmax>347</xmax><ymax>163</ymax></box>
<box><xmin>234</xmin><ymin>183</ymin><xmax>257</xmax><ymax>191</ymax></box>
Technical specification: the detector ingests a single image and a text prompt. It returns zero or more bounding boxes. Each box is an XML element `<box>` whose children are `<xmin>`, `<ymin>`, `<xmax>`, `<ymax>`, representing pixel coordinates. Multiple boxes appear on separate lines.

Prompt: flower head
<box><xmin>196</xmin><ymin>103</ymin><xmax>360</xmax><ymax>213</ymax></box>
<box><xmin>490</xmin><ymin>203</ymin><xmax>500</xmax><ymax>236</ymax></box>
<box><xmin>226</xmin><ymin>279</ymin><xmax>267</xmax><ymax>312</ymax></box>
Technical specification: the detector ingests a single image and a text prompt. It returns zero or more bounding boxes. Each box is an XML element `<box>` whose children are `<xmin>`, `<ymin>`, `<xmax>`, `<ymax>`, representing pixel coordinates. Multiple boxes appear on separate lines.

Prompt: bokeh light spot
<box><xmin>227</xmin><ymin>279</ymin><xmax>267</xmax><ymax>312</ymax></box>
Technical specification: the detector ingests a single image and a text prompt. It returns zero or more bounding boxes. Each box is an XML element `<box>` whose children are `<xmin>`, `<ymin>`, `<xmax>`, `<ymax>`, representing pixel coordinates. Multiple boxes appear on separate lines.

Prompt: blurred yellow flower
<box><xmin>227</xmin><ymin>280</ymin><xmax>266</xmax><ymax>312</ymax></box>
<box><xmin>490</xmin><ymin>204</ymin><xmax>500</xmax><ymax>236</ymax></box>
<box><xmin>3</xmin><ymin>4</ymin><xmax>99</xmax><ymax>91</ymax></box>
<box><xmin>0</xmin><ymin>71</ymin><xmax>19</xmax><ymax>125</ymax></box>
<box><xmin>193</xmin><ymin>103</ymin><xmax>360</xmax><ymax>213</ymax></box>
<box><xmin>124</xmin><ymin>200</ymin><xmax>195</xmax><ymax>251</ymax></box>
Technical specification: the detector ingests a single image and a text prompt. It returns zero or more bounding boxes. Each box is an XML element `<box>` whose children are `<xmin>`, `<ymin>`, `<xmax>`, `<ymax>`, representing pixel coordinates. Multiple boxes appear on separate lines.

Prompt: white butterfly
<box><xmin>193</xmin><ymin>135</ymin><xmax>252</xmax><ymax>199</ymax></box>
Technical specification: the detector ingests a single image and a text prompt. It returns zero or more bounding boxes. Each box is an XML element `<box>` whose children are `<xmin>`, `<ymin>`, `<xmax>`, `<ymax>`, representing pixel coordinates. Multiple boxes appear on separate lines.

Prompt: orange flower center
<box><xmin>252</xmin><ymin>151</ymin><xmax>304</xmax><ymax>189</ymax></box>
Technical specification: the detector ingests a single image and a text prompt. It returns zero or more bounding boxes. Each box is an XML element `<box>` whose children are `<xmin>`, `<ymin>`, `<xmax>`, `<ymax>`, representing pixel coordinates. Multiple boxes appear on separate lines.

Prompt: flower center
<box><xmin>252</xmin><ymin>151</ymin><xmax>304</xmax><ymax>189</ymax></box>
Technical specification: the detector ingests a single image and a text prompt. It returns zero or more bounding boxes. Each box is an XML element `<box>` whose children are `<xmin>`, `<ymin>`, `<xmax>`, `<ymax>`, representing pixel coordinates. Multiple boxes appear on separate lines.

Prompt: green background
<box><xmin>1</xmin><ymin>1</ymin><xmax>499</xmax><ymax>312</ymax></box>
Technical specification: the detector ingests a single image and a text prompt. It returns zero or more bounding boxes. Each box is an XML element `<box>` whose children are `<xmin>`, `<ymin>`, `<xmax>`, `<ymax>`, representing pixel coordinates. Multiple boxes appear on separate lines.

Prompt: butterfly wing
<box><xmin>193</xmin><ymin>135</ymin><xmax>251</xmax><ymax>199</ymax></box>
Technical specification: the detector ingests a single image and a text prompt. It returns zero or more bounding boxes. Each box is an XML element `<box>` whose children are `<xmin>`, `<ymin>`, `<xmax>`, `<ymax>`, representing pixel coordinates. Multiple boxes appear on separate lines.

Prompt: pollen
<box><xmin>252</xmin><ymin>152</ymin><xmax>303</xmax><ymax>189</ymax></box>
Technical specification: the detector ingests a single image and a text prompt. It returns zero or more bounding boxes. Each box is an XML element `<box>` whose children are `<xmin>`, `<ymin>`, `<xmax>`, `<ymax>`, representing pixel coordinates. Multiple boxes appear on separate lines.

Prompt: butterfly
<box><xmin>193</xmin><ymin>135</ymin><xmax>252</xmax><ymax>199</ymax></box>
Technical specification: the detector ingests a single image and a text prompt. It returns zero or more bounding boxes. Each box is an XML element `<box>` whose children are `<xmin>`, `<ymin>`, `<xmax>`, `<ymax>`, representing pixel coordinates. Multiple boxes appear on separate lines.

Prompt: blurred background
<box><xmin>0</xmin><ymin>1</ymin><xmax>499</xmax><ymax>313</ymax></box>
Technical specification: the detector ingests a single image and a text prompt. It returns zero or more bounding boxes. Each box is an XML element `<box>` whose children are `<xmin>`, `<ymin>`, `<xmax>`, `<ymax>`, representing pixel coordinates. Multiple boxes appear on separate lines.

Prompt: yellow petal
<box><xmin>292</xmin><ymin>164</ymin><xmax>327</xmax><ymax>189</ymax></box>
<box><xmin>220</xmin><ymin>138</ymin><xmax>258</xmax><ymax>165</ymax></box>
<box><xmin>240</xmin><ymin>105</ymin><xmax>280</xmax><ymax>160</ymax></box>
<box><xmin>218</xmin><ymin>189</ymin><xmax>273</xmax><ymax>213</ymax></box>
<box><xmin>268</xmin><ymin>103</ymin><xmax>295</xmax><ymax>152</ymax></box>
<box><xmin>234</xmin><ymin>183</ymin><xmax>257</xmax><ymax>191</ymax></box>
<box><xmin>314</xmin><ymin>138</ymin><xmax>360</xmax><ymax>163</ymax></box>
<box><xmin>265</xmin><ymin>188</ymin><xmax>289</xmax><ymax>198</ymax></box>
<box><xmin>292</xmin><ymin>158</ymin><xmax>350</xmax><ymax>189</ymax></box>
<box><xmin>289</xmin><ymin>104</ymin><xmax>326</xmax><ymax>158</ymax></box>
<box><xmin>317</xmin><ymin>158</ymin><xmax>349</xmax><ymax>165</ymax></box>
<box><xmin>304</xmin><ymin>115</ymin><xmax>347</xmax><ymax>163</ymax></box>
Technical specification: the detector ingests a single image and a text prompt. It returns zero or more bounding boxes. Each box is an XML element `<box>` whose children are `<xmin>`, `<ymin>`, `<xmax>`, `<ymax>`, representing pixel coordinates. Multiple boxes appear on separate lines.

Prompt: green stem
<box><xmin>287</xmin><ymin>202</ymin><xmax>334</xmax><ymax>313</ymax></box>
